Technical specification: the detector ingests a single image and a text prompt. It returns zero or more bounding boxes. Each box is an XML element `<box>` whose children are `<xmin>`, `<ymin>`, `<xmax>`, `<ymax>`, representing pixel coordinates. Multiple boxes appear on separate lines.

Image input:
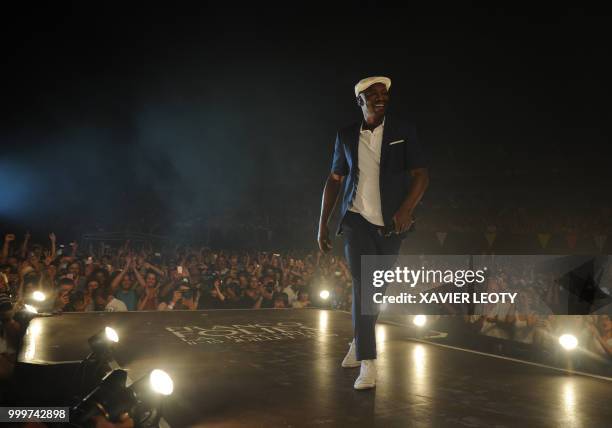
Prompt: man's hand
<box><xmin>317</xmin><ymin>225</ymin><xmax>333</xmax><ymax>253</ymax></box>
<box><xmin>4</xmin><ymin>234</ymin><xmax>15</xmax><ymax>243</ymax></box>
<box><xmin>49</xmin><ymin>232</ymin><xmax>56</xmax><ymax>242</ymax></box>
<box><xmin>391</xmin><ymin>208</ymin><xmax>415</xmax><ymax>234</ymax></box>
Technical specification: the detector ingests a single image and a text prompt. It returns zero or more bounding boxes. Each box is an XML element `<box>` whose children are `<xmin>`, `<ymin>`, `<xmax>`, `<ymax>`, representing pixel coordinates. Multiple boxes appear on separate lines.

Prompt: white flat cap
<box><xmin>354</xmin><ymin>76</ymin><xmax>391</xmax><ymax>97</ymax></box>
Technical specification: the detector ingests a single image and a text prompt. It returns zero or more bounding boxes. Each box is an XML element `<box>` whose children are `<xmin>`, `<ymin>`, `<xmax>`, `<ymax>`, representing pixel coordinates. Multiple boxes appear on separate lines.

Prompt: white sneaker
<box><xmin>341</xmin><ymin>339</ymin><xmax>360</xmax><ymax>368</ymax></box>
<box><xmin>354</xmin><ymin>359</ymin><xmax>376</xmax><ymax>390</ymax></box>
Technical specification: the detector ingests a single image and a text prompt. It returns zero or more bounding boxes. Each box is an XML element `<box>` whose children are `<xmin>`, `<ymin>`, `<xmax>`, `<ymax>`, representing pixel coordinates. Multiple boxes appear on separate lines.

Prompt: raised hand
<box><xmin>43</xmin><ymin>250</ymin><xmax>54</xmax><ymax>266</ymax></box>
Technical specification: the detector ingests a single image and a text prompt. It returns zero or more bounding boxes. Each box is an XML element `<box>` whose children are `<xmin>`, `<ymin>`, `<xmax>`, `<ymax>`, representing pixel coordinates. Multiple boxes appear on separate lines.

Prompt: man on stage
<box><xmin>317</xmin><ymin>76</ymin><xmax>429</xmax><ymax>389</ymax></box>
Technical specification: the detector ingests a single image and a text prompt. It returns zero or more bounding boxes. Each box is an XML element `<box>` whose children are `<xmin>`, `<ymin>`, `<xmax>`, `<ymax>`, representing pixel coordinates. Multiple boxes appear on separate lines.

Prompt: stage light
<box><xmin>319</xmin><ymin>290</ymin><xmax>330</xmax><ymax>300</ymax></box>
<box><xmin>32</xmin><ymin>291</ymin><xmax>46</xmax><ymax>302</ymax></box>
<box><xmin>14</xmin><ymin>304</ymin><xmax>47</xmax><ymax>327</ymax></box>
<box><xmin>149</xmin><ymin>369</ymin><xmax>173</xmax><ymax>396</ymax></box>
<box><xmin>24</xmin><ymin>304</ymin><xmax>38</xmax><ymax>314</ymax></box>
<box><xmin>559</xmin><ymin>334</ymin><xmax>578</xmax><ymax>351</ymax></box>
<box><xmin>88</xmin><ymin>326</ymin><xmax>119</xmax><ymax>357</ymax></box>
<box><xmin>72</xmin><ymin>369</ymin><xmax>131</xmax><ymax>424</ymax></box>
<box><xmin>73</xmin><ymin>368</ymin><xmax>175</xmax><ymax>425</ymax></box>
<box><xmin>105</xmin><ymin>326</ymin><xmax>119</xmax><ymax>343</ymax></box>
<box><xmin>413</xmin><ymin>315</ymin><xmax>427</xmax><ymax>327</ymax></box>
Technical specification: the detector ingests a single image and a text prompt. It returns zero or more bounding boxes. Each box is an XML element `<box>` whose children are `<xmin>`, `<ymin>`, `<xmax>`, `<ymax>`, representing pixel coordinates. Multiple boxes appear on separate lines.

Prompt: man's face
<box><xmin>122</xmin><ymin>274</ymin><xmax>133</xmax><ymax>289</ymax></box>
<box><xmin>60</xmin><ymin>284</ymin><xmax>73</xmax><ymax>296</ymax></box>
<box><xmin>69</xmin><ymin>263</ymin><xmax>80</xmax><ymax>277</ymax></box>
<box><xmin>87</xmin><ymin>280</ymin><xmax>100</xmax><ymax>291</ymax></box>
<box><xmin>47</xmin><ymin>264</ymin><xmax>57</xmax><ymax>278</ymax></box>
<box><xmin>95</xmin><ymin>295</ymin><xmax>106</xmax><ymax>306</ymax></box>
<box><xmin>358</xmin><ymin>83</ymin><xmax>389</xmax><ymax>118</ymax></box>
<box><xmin>95</xmin><ymin>271</ymin><xmax>106</xmax><ymax>284</ymax></box>
<box><xmin>145</xmin><ymin>273</ymin><xmax>157</xmax><ymax>288</ymax></box>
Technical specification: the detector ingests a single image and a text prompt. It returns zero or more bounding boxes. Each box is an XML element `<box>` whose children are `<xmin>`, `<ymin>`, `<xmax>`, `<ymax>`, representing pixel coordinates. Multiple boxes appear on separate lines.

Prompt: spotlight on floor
<box><xmin>73</xmin><ymin>368</ymin><xmax>175</xmax><ymax>425</ymax></box>
<box><xmin>149</xmin><ymin>369</ymin><xmax>174</xmax><ymax>396</ymax></box>
<box><xmin>24</xmin><ymin>304</ymin><xmax>38</xmax><ymax>314</ymax></box>
<box><xmin>14</xmin><ymin>304</ymin><xmax>44</xmax><ymax>327</ymax></box>
<box><xmin>558</xmin><ymin>333</ymin><xmax>578</xmax><ymax>351</ymax></box>
<box><xmin>32</xmin><ymin>291</ymin><xmax>46</xmax><ymax>302</ymax></box>
<box><xmin>319</xmin><ymin>290</ymin><xmax>330</xmax><ymax>300</ymax></box>
<box><xmin>88</xmin><ymin>327</ymin><xmax>119</xmax><ymax>358</ymax></box>
<box><xmin>413</xmin><ymin>315</ymin><xmax>427</xmax><ymax>327</ymax></box>
<box><xmin>72</xmin><ymin>369</ymin><xmax>130</xmax><ymax>424</ymax></box>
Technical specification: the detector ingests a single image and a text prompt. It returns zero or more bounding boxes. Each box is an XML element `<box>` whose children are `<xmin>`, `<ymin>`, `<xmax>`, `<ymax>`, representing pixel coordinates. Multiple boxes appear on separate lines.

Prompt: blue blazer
<box><xmin>330</xmin><ymin>117</ymin><xmax>427</xmax><ymax>235</ymax></box>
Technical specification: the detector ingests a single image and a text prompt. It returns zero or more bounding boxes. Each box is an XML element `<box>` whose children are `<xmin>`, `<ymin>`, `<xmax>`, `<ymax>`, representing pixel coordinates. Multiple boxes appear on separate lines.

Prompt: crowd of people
<box><xmin>1</xmin><ymin>231</ymin><xmax>611</xmax><ymax>384</ymax></box>
<box><xmin>416</xmin><ymin>257</ymin><xmax>612</xmax><ymax>363</ymax></box>
<box><xmin>0</xmin><ymin>232</ymin><xmax>353</xmax><ymax>315</ymax></box>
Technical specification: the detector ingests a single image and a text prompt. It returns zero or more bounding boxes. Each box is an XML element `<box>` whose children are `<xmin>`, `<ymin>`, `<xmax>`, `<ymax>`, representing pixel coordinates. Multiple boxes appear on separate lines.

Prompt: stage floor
<box><xmin>20</xmin><ymin>309</ymin><xmax>612</xmax><ymax>427</ymax></box>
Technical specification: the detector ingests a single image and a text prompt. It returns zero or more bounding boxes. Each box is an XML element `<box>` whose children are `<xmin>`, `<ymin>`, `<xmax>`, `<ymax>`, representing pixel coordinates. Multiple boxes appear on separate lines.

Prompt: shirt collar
<box><xmin>360</xmin><ymin>117</ymin><xmax>385</xmax><ymax>133</ymax></box>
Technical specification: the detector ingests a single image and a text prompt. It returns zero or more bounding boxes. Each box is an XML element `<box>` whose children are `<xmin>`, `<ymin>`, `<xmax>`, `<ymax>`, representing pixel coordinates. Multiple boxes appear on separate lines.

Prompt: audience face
<box><xmin>71</xmin><ymin>293</ymin><xmax>87</xmax><ymax>312</ymax></box>
<box><xmin>87</xmin><ymin>280</ymin><xmax>100</xmax><ymax>293</ymax></box>
<box><xmin>145</xmin><ymin>273</ymin><xmax>157</xmax><ymax>288</ymax></box>
<box><xmin>59</xmin><ymin>282</ymin><xmax>74</xmax><ymax>296</ymax></box>
<box><xmin>47</xmin><ymin>264</ymin><xmax>57</xmax><ymax>279</ymax></box>
<box><xmin>238</xmin><ymin>275</ymin><xmax>248</xmax><ymax>288</ymax></box>
<box><xmin>69</xmin><ymin>262</ymin><xmax>81</xmax><ymax>278</ymax></box>
<box><xmin>95</xmin><ymin>293</ymin><xmax>107</xmax><ymax>308</ymax></box>
<box><xmin>94</xmin><ymin>270</ymin><xmax>107</xmax><ymax>286</ymax></box>
<box><xmin>121</xmin><ymin>274</ymin><xmax>134</xmax><ymax>290</ymax></box>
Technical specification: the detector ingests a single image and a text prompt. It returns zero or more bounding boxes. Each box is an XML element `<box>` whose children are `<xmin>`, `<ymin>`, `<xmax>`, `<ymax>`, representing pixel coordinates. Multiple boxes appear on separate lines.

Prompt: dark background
<box><xmin>1</xmin><ymin>5</ymin><xmax>610</xmax><ymax>247</ymax></box>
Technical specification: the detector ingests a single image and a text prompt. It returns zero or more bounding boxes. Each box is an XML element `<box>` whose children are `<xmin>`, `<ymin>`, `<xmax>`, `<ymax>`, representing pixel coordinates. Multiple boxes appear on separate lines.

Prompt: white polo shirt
<box><xmin>349</xmin><ymin>119</ymin><xmax>385</xmax><ymax>226</ymax></box>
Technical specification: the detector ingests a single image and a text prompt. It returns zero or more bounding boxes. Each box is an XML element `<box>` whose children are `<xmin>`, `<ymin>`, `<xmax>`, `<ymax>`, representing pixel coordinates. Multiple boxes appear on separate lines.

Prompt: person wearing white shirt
<box><xmin>317</xmin><ymin>76</ymin><xmax>429</xmax><ymax>389</ymax></box>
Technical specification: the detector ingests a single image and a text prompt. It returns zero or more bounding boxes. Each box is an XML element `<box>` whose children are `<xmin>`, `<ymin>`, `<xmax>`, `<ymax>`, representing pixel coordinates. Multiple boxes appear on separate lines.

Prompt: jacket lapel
<box><xmin>347</xmin><ymin>121</ymin><xmax>361</xmax><ymax>169</ymax></box>
<box><xmin>379</xmin><ymin>117</ymin><xmax>394</xmax><ymax>170</ymax></box>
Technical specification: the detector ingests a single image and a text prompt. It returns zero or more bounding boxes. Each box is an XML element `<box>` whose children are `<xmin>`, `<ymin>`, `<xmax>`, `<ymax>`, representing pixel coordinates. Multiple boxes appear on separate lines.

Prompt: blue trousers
<box><xmin>341</xmin><ymin>211</ymin><xmax>404</xmax><ymax>360</ymax></box>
